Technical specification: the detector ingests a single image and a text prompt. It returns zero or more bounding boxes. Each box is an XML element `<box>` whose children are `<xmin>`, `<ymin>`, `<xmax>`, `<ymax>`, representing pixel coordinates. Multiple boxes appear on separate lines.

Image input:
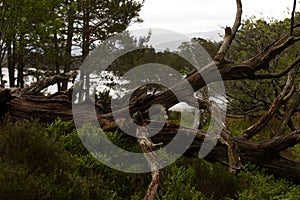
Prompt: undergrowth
<box><xmin>0</xmin><ymin>117</ymin><xmax>299</xmax><ymax>199</ymax></box>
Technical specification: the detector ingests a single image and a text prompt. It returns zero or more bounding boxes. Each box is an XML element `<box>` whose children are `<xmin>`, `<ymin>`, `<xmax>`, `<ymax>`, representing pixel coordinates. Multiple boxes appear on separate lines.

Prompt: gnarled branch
<box><xmin>214</xmin><ymin>0</ymin><xmax>242</xmax><ymax>61</ymax></box>
<box><xmin>241</xmin><ymin>68</ymin><xmax>298</xmax><ymax>139</ymax></box>
<box><xmin>246</xmin><ymin>25</ymin><xmax>300</xmax><ymax>70</ymax></box>
<box><xmin>277</xmin><ymin>89</ymin><xmax>300</xmax><ymax>136</ymax></box>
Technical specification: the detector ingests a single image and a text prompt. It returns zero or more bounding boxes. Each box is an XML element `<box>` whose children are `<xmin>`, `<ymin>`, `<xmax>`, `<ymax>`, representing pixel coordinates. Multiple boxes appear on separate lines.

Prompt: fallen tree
<box><xmin>0</xmin><ymin>88</ymin><xmax>299</xmax><ymax>183</ymax></box>
<box><xmin>0</xmin><ymin>1</ymin><xmax>300</xmax><ymax>198</ymax></box>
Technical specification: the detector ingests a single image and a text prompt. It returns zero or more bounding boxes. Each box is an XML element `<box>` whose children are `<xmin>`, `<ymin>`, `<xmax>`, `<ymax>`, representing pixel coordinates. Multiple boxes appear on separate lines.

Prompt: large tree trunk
<box><xmin>0</xmin><ymin>88</ymin><xmax>299</xmax><ymax>183</ymax></box>
<box><xmin>62</xmin><ymin>0</ymin><xmax>75</xmax><ymax>91</ymax></box>
<box><xmin>7</xmin><ymin>39</ymin><xmax>15</xmax><ymax>87</ymax></box>
<box><xmin>16</xmin><ymin>34</ymin><xmax>25</xmax><ymax>88</ymax></box>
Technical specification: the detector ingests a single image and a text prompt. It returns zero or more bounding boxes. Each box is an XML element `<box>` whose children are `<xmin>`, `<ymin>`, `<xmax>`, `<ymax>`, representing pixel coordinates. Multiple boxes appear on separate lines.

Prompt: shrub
<box><xmin>157</xmin><ymin>163</ymin><xmax>207</xmax><ymax>200</ymax></box>
<box><xmin>237</xmin><ymin>164</ymin><xmax>300</xmax><ymax>199</ymax></box>
<box><xmin>0</xmin><ymin>118</ymin><xmax>109</xmax><ymax>199</ymax></box>
<box><xmin>158</xmin><ymin>158</ymin><xmax>241</xmax><ymax>199</ymax></box>
<box><xmin>1</xmin><ymin>117</ymin><xmax>299</xmax><ymax>199</ymax></box>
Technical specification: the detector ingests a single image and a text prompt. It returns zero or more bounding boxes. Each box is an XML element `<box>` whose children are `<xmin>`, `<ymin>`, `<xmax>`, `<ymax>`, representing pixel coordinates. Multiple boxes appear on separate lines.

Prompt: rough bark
<box><xmin>214</xmin><ymin>0</ymin><xmax>242</xmax><ymax>62</ymax></box>
<box><xmin>0</xmin><ymin>89</ymin><xmax>299</xmax><ymax>182</ymax></box>
<box><xmin>62</xmin><ymin>0</ymin><xmax>75</xmax><ymax>91</ymax></box>
<box><xmin>241</xmin><ymin>68</ymin><xmax>298</xmax><ymax>139</ymax></box>
<box><xmin>134</xmin><ymin>112</ymin><xmax>163</xmax><ymax>200</ymax></box>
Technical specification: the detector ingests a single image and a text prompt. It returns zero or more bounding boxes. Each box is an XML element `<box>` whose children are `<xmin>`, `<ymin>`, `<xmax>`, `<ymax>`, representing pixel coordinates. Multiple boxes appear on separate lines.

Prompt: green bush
<box><xmin>157</xmin><ymin>158</ymin><xmax>241</xmax><ymax>199</ymax></box>
<box><xmin>157</xmin><ymin>158</ymin><xmax>300</xmax><ymax>200</ymax></box>
<box><xmin>237</xmin><ymin>164</ymin><xmax>300</xmax><ymax>199</ymax></box>
<box><xmin>58</xmin><ymin>121</ymin><xmax>150</xmax><ymax>199</ymax></box>
<box><xmin>46</xmin><ymin>118</ymin><xmax>74</xmax><ymax>138</ymax></box>
<box><xmin>0</xmin><ymin>118</ymin><xmax>110</xmax><ymax>199</ymax></box>
<box><xmin>0</xmin><ymin>117</ymin><xmax>299</xmax><ymax>199</ymax></box>
<box><xmin>0</xmin><ymin>118</ymin><xmax>74</xmax><ymax>173</ymax></box>
<box><xmin>157</xmin><ymin>164</ymin><xmax>207</xmax><ymax>200</ymax></box>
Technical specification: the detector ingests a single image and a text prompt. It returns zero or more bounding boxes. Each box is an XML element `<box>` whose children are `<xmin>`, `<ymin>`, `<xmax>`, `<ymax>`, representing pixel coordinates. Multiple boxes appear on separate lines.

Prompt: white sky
<box><xmin>129</xmin><ymin>0</ymin><xmax>298</xmax><ymax>33</ymax></box>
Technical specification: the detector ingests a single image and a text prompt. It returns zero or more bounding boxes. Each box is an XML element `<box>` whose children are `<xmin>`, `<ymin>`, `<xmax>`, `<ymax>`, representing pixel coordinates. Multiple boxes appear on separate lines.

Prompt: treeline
<box><xmin>107</xmin><ymin>38</ymin><xmax>221</xmax><ymax>76</ymax></box>
<box><xmin>0</xmin><ymin>0</ymin><xmax>143</xmax><ymax>89</ymax></box>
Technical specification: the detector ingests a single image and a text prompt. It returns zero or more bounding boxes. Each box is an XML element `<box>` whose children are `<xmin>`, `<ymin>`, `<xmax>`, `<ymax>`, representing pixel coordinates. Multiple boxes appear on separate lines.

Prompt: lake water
<box><xmin>0</xmin><ymin>68</ymin><xmax>128</xmax><ymax>96</ymax></box>
<box><xmin>1</xmin><ymin>68</ymin><xmax>226</xmax><ymax>111</ymax></box>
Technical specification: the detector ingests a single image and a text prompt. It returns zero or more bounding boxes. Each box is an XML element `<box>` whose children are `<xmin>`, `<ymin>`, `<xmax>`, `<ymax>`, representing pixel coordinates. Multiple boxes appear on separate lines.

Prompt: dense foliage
<box><xmin>0</xmin><ymin>118</ymin><xmax>299</xmax><ymax>199</ymax></box>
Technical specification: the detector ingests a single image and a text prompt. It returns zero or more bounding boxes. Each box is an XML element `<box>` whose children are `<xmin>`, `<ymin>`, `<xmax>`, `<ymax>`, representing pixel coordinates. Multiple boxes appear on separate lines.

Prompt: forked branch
<box><xmin>241</xmin><ymin>68</ymin><xmax>298</xmax><ymax>140</ymax></box>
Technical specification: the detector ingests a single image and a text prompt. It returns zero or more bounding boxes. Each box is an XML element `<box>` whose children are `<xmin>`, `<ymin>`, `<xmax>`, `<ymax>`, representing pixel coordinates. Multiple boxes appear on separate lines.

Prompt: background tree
<box><xmin>74</xmin><ymin>0</ymin><xmax>143</xmax><ymax>98</ymax></box>
<box><xmin>0</xmin><ymin>0</ymin><xmax>65</xmax><ymax>88</ymax></box>
<box><xmin>0</xmin><ymin>0</ymin><xmax>143</xmax><ymax>90</ymax></box>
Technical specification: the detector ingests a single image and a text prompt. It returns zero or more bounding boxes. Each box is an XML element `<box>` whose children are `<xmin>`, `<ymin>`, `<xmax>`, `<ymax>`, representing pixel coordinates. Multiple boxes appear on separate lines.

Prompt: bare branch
<box><xmin>246</xmin><ymin>26</ymin><xmax>300</xmax><ymax>70</ymax></box>
<box><xmin>261</xmin><ymin>130</ymin><xmax>300</xmax><ymax>152</ymax></box>
<box><xmin>214</xmin><ymin>0</ymin><xmax>242</xmax><ymax>61</ymax></box>
<box><xmin>134</xmin><ymin>112</ymin><xmax>162</xmax><ymax>200</ymax></box>
<box><xmin>241</xmin><ymin>68</ymin><xmax>298</xmax><ymax>139</ymax></box>
<box><xmin>277</xmin><ymin>89</ymin><xmax>300</xmax><ymax>136</ymax></box>
<box><xmin>253</xmin><ymin>56</ymin><xmax>300</xmax><ymax>79</ymax></box>
<box><xmin>134</xmin><ymin>25</ymin><xmax>300</xmax><ymax>113</ymax></box>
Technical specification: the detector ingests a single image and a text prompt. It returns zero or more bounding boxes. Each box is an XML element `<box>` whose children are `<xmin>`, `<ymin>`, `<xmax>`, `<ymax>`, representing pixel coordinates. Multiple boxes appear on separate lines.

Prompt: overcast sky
<box><xmin>128</xmin><ymin>0</ymin><xmax>298</xmax><ymax>33</ymax></box>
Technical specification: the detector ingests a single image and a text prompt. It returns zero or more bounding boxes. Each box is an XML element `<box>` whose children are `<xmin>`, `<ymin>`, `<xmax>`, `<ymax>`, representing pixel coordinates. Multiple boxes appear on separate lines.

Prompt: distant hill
<box><xmin>184</xmin><ymin>30</ymin><xmax>223</xmax><ymax>42</ymax></box>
